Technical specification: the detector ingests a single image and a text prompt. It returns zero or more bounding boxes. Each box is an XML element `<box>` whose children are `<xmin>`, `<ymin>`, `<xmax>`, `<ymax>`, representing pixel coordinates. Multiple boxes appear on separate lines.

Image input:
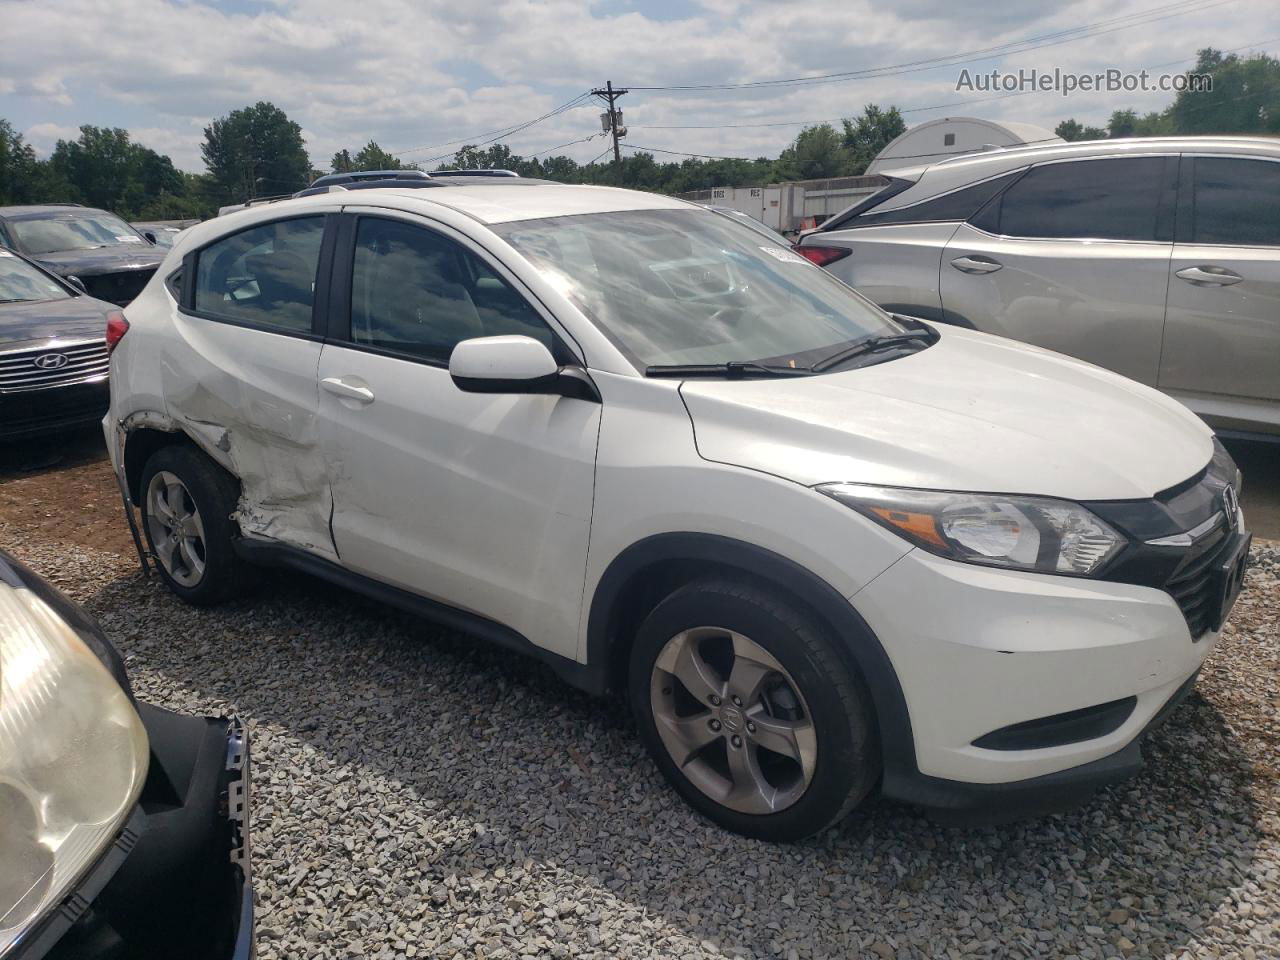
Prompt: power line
<box><xmin>392</xmin><ymin>92</ymin><xmax>594</xmax><ymax>158</ymax></box>
<box><xmin>623</xmin><ymin>0</ymin><xmax>1236</xmax><ymax>93</ymax></box>
<box><xmin>627</xmin><ymin>37</ymin><xmax>1280</xmax><ymax>134</ymax></box>
<box><xmin>624</xmin><ymin>143</ymin><xmax>755</xmax><ymax>162</ymax></box>
<box><xmin>583</xmin><ymin>144</ymin><xmax>616</xmax><ymax>166</ymax></box>
<box><xmin>528</xmin><ymin>132</ymin><xmax>604</xmax><ymax>158</ymax></box>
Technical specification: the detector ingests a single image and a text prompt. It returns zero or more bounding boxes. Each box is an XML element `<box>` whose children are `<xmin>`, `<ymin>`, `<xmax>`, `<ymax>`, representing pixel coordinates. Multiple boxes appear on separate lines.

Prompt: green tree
<box><xmin>45</xmin><ymin>125</ymin><xmax>185</xmax><ymax>216</ymax></box>
<box><xmin>841</xmin><ymin>105</ymin><xmax>906</xmax><ymax>173</ymax></box>
<box><xmin>330</xmin><ymin>148</ymin><xmax>355</xmax><ymax>173</ymax></box>
<box><xmin>775</xmin><ymin>124</ymin><xmax>851</xmax><ymax>181</ymax></box>
<box><xmin>201</xmin><ymin>102</ymin><xmax>311</xmax><ymax>205</ymax></box>
<box><xmin>1055</xmin><ymin>118</ymin><xmax>1107</xmax><ymax>141</ymax></box>
<box><xmin>0</xmin><ymin>119</ymin><xmax>43</xmax><ymax>205</ymax></box>
<box><xmin>1169</xmin><ymin>48</ymin><xmax>1280</xmax><ymax>134</ymax></box>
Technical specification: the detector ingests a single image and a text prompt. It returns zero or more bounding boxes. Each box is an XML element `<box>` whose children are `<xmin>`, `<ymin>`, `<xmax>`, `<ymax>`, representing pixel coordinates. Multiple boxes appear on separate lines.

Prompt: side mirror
<box><xmin>142</xmin><ymin>231</ymin><xmax>158</xmax><ymax>245</ymax></box>
<box><xmin>65</xmin><ymin>275</ymin><xmax>87</xmax><ymax>294</ymax></box>
<box><xmin>449</xmin><ymin>335</ymin><xmax>598</xmax><ymax>401</ymax></box>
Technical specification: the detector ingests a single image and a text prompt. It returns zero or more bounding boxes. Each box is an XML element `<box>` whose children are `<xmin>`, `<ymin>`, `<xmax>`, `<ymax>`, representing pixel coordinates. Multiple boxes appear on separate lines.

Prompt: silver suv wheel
<box><xmin>145</xmin><ymin>470</ymin><xmax>207</xmax><ymax>588</ymax></box>
<box><xmin>649</xmin><ymin>626</ymin><xmax>817</xmax><ymax>815</ymax></box>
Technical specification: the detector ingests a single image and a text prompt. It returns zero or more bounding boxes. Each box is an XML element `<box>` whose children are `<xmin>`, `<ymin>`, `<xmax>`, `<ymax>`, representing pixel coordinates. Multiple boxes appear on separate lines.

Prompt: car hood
<box><xmin>0</xmin><ymin>295</ymin><xmax>114</xmax><ymax>348</ymax></box>
<box><xmin>680</xmin><ymin>325</ymin><xmax>1214</xmax><ymax>501</ymax></box>
<box><xmin>32</xmin><ymin>246</ymin><xmax>165</xmax><ymax>277</ymax></box>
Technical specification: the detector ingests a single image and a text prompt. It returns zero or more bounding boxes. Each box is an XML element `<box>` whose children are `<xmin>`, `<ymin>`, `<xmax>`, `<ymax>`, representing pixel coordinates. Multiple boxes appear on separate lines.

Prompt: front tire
<box><xmin>629</xmin><ymin>578</ymin><xmax>879</xmax><ymax>841</ymax></box>
<box><xmin>139</xmin><ymin>444</ymin><xmax>249</xmax><ymax>605</ymax></box>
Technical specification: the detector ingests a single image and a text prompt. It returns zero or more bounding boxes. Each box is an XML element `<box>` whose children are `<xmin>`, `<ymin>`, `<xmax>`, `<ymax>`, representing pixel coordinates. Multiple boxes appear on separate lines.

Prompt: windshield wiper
<box><xmin>0</xmin><ymin>298</ymin><xmax>29</xmax><ymax>304</ymax></box>
<box><xmin>646</xmin><ymin>360</ymin><xmax>813</xmax><ymax>379</ymax></box>
<box><xmin>810</xmin><ymin>330</ymin><xmax>934</xmax><ymax>373</ymax></box>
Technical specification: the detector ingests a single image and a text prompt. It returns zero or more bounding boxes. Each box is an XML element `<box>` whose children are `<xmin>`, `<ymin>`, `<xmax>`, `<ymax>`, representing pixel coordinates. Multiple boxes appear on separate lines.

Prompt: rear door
<box><xmin>1160</xmin><ymin>155</ymin><xmax>1280</xmax><ymax>423</ymax></box>
<box><xmin>940</xmin><ymin>155</ymin><xmax>1177</xmax><ymax>385</ymax></box>
<box><xmin>171</xmin><ymin>212</ymin><xmax>338</xmax><ymax>557</ymax></box>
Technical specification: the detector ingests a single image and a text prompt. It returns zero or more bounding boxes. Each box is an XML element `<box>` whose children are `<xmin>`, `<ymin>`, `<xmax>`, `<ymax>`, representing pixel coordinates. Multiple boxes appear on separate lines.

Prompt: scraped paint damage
<box><xmin>153</xmin><ymin>369</ymin><xmax>337</xmax><ymax>560</ymax></box>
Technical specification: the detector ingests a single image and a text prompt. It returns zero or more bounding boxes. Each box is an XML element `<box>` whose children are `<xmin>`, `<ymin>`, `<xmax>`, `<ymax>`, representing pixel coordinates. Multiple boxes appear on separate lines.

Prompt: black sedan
<box><xmin>0</xmin><ymin>206</ymin><xmax>166</xmax><ymax>306</ymax></box>
<box><xmin>0</xmin><ymin>549</ymin><xmax>252</xmax><ymax>959</ymax></box>
<box><xmin>0</xmin><ymin>249</ymin><xmax>121</xmax><ymax>441</ymax></box>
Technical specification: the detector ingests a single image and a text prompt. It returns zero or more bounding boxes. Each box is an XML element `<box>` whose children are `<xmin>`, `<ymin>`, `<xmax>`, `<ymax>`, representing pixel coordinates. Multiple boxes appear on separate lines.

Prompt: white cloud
<box><xmin>1</xmin><ymin>0</ymin><xmax>1275</xmax><ymax>173</ymax></box>
<box><xmin>22</xmin><ymin>122</ymin><xmax>81</xmax><ymax>155</ymax></box>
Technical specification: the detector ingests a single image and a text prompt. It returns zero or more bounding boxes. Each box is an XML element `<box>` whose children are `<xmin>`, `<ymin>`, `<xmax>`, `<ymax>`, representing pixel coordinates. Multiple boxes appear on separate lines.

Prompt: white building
<box><xmin>865</xmin><ymin>117</ymin><xmax>1062</xmax><ymax>175</ymax></box>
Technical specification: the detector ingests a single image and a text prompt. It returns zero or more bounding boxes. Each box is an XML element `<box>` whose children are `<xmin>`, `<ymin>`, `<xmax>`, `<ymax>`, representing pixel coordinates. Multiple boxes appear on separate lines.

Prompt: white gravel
<box><xmin>15</xmin><ymin>541</ymin><xmax>1279</xmax><ymax>960</ymax></box>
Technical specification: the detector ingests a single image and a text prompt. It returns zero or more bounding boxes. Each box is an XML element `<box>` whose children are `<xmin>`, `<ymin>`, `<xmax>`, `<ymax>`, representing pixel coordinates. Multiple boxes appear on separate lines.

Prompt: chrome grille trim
<box><xmin>0</xmin><ymin>339</ymin><xmax>109</xmax><ymax>393</ymax></box>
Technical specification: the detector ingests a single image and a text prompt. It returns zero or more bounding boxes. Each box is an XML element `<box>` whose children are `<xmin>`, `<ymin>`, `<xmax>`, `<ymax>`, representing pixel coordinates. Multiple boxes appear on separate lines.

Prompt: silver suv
<box><xmin>798</xmin><ymin>137</ymin><xmax>1280</xmax><ymax>438</ymax></box>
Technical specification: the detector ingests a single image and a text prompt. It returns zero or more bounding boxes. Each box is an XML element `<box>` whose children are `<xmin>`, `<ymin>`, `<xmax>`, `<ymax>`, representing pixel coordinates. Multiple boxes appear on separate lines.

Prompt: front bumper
<box><xmin>852</xmin><ymin>544</ymin><xmax>1234</xmax><ymax>815</ymax></box>
<box><xmin>13</xmin><ymin>704</ymin><xmax>252</xmax><ymax>960</ymax></box>
<box><xmin>0</xmin><ymin>380</ymin><xmax>110</xmax><ymax>440</ymax></box>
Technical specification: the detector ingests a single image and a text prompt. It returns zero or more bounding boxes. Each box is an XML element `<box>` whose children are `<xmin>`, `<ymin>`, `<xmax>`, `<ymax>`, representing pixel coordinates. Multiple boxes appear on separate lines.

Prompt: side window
<box><xmin>1190</xmin><ymin>157</ymin><xmax>1280</xmax><ymax>247</ymax></box>
<box><xmin>193</xmin><ymin>217</ymin><xmax>324</xmax><ymax>333</ymax></box>
<box><xmin>854</xmin><ymin>172</ymin><xmax>1022</xmax><ymax>228</ymax></box>
<box><xmin>983</xmin><ymin>157</ymin><xmax>1167</xmax><ymax>241</ymax></box>
<box><xmin>349</xmin><ymin>217</ymin><xmax>554</xmax><ymax>364</ymax></box>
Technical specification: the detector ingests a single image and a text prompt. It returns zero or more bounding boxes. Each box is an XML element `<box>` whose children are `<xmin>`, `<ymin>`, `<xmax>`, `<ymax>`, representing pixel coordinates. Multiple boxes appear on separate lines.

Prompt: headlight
<box><xmin>816</xmin><ymin>483</ymin><xmax>1125</xmax><ymax>576</ymax></box>
<box><xmin>0</xmin><ymin>584</ymin><xmax>148</xmax><ymax>955</ymax></box>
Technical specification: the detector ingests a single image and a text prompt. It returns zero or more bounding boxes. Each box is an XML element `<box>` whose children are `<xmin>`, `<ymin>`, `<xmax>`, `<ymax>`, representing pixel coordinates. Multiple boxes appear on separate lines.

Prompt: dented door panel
<box><xmin>161</xmin><ymin>313</ymin><xmax>336</xmax><ymax>557</ymax></box>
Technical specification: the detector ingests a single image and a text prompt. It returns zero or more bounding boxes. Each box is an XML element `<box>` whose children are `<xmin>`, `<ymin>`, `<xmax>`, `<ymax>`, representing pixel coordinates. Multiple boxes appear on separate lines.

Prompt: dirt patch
<box><xmin>0</xmin><ymin>426</ymin><xmax>138</xmax><ymax>559</ymax></box>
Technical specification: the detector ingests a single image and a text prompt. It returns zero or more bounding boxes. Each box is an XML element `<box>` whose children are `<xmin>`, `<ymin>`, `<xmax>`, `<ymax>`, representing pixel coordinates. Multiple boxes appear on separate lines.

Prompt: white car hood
<box><xmin>680</xmin><ymin>325</ymin><xmax>1214</xmax><ymax>501</ymax></box>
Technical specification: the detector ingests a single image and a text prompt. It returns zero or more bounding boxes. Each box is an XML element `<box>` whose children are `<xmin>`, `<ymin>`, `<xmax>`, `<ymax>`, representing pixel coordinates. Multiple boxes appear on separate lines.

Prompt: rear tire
<box><xmin>628</xmin><ymin>578</ymin><xmax>879</xmax><ymax>841</ymax></box>
<box><xmin>139</xmin><ymin>444</ymin><xmax>249</xmax><ymax>605</ymax></box>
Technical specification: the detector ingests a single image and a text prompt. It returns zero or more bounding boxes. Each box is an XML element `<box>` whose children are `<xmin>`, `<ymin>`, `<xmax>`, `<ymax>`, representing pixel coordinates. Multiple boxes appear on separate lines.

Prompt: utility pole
<box><xmin>591</xmin><ymin>81</ymin><xmax>629</xmax><ymax>177</ymax></box>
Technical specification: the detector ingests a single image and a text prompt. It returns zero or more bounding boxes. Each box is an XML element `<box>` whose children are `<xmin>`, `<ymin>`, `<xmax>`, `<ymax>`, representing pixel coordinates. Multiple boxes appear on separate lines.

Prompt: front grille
<box><xmin>0</xmin><ymin>339</ymin><xmax>109</xmax><ymax>394</ymax></box>
<box><xmin>1163</xmin><ymin>517</ymin><xmax>1232</xmax><ymax>640</ymax></box>
<box><xmin>82</xmin><ymin>268</ymin><xmax>156</xmax><ymax>305</ymax></box>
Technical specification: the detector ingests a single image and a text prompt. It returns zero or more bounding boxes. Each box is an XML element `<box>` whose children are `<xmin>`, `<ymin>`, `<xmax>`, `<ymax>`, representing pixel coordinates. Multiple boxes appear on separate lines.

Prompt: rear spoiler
<box><xmin>808</xmin><ymin>175</ymin><xmax>917</xmax><ymax>235</ymax></box>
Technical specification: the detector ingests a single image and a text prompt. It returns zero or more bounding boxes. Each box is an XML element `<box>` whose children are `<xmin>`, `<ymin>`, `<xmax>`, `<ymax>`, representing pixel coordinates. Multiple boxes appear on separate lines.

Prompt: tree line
<box><xmin>0</xmin><ymin>48</ymin><xmax>1274</xmax><ymax>222</ymax></box>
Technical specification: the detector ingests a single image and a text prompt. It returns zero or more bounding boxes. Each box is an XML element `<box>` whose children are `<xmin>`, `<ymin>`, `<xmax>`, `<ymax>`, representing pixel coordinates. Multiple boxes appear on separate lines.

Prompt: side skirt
<box><xmin>232</xmin><ymin>537</ymin><xmax>606</xmax><ymax>695</ymax></box>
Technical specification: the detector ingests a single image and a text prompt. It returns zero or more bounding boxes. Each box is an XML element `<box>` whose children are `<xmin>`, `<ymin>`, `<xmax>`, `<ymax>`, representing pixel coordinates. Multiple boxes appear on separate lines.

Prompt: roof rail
<box><xmin>307</xmin><ymin>169</ymin><xmax>432</xmax><ymax>190</ymax></box>
<box><xmin>431</xmin><ymin>169</ymin><xmax>520</xmax><ymax>178</ymax></box>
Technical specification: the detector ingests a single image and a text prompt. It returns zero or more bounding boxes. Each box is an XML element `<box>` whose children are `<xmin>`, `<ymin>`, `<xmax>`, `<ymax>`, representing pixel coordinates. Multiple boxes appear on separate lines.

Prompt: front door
<box><xmin>316</xmin><ymin>210</ymin><xmax>601</xmax><ymax>658</ymax></box>
<box><xmin>940</xmin><ymin>155</ymin><xmax>1177</xmax><ymax>385</ymax></box>
<box><xmin>1161</xmin><ymin>155</ymin><xmax>1280</xmax><ymax>421</ymax></box>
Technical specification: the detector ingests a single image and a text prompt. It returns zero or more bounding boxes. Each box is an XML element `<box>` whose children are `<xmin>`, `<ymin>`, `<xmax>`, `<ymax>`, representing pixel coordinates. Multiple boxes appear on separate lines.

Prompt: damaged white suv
<box><xmin>105</xmin><ymin>182</ymin><xmax>1250</xmax><ymax>840</ymax></box>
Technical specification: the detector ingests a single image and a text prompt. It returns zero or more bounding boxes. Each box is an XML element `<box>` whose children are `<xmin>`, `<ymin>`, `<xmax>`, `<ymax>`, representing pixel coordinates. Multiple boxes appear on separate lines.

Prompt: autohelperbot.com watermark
<box><xmin>956</xmin><ymin>67</ymin><xmax>1212</xmax><ymax>97</ymax></box>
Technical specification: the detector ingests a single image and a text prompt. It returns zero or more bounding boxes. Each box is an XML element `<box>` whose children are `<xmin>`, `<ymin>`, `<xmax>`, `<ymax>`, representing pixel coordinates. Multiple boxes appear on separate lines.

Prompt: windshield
<box><xmin>493</xmin><ymin>209</ymin><xmax>900</xmax><ymax>370</ymax></box>
<box><xmin>0</xmin><ymin>251</ymin><xmax>70</xmax><ymax>303</ymax></box>
<box><xmin>10</xmin><ymin>212</ymin><xmax>147</xmax><ymax>256</ymax></box>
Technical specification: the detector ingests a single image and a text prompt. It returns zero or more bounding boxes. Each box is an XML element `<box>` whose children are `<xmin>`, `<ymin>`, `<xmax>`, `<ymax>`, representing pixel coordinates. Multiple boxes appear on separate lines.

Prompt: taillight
<box><xmin>105</xmin><ymin>311</ymin><xmax>130</xmax><ymax>355</ymax></box>
<box><xmin>796</xmin><ymin>245</ymin><xmax>852</xmax><ymax>267</ymax></box>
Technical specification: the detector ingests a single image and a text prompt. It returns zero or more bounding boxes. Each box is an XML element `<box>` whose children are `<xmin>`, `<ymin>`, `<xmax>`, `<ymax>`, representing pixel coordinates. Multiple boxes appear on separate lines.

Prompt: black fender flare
<box><xmin>586</xmin><ymin>532</ymin><xmax>917</xmax><ymax>783</ymax></box>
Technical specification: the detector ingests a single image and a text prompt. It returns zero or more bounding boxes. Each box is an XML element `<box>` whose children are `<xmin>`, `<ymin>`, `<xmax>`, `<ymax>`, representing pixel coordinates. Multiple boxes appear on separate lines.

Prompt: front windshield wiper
<box><xmin>0</xmin><ymin>298</ymin><xmax>30</xmax><ymax>304</ymax></box>
<box><xmin>646</xmin><ymin>360</ymin><xmax>813</xmax><ymax>379</ymax></box>
<box><xmin>810</xmin><ymin>330</ymin><xmax>934</xmax><ymax>373</ymax></box>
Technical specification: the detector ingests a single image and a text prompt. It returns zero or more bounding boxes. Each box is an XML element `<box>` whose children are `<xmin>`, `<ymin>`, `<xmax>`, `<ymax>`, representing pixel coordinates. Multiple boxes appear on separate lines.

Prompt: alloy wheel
<box><xmin>145</xmin><ymin>470</ymin><xmax>207</xmax><ymax>588</ymax></box>
<box><xmin>649</xmin><ymin>627</ymin><xmax>817</xmax><ymax>815</ymax></box>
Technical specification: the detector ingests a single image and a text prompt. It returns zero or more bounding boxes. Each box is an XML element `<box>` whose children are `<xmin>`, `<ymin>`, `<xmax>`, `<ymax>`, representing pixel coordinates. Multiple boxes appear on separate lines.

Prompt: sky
<box><xmin>1</xmin><ymin>0</ymin><xmax>1277</xmax><ymax>174</ymax></box>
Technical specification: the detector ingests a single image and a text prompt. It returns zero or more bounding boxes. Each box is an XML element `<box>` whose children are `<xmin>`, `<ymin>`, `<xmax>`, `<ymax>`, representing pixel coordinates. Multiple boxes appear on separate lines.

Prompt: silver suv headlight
<box><xmin>816</xmin><ymin>483</ymin><xmax>1124</xmax><ymax>576</ymax></box>
<box><xmin>0</xmin><ymin>583</ymin><xmax>148</xmax><ymax>955</ymax></box>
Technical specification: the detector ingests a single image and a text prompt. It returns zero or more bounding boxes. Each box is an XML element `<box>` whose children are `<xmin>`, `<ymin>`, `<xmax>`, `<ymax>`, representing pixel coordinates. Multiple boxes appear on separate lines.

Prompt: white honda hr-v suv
<box><xmin>104</xmin><ymin>180</ymin><xmax>1250</xmax><ymax>840</ymax></box>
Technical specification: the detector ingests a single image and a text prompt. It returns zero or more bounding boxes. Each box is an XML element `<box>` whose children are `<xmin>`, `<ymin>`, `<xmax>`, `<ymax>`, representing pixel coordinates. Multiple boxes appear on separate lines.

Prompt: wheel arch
<box><xmin>586</xmin><ymin>532</ymin><xmax>917</xmax><ymax>780</ymax></box>
<box><xmin>121</xmin><ymin>415</ymin><xmax>239</xmax><ymax>506</ymax></box>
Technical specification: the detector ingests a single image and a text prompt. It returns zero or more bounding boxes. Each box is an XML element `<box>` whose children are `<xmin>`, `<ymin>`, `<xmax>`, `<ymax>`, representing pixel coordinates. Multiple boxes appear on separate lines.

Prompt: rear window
<box><xmin>1188</xmin><ymin>157</ymin><xmax>1280</xmax><ymax>247</ymax></box>
<box><xmin>974</xmin><ymin>157</ymin><xmax>1167</xmax><ymax>242</ymax></box>
<box><xmin>855</xmin><ymin>172</ymin><xmax>1022</xmax><ymax>228</ymax></box>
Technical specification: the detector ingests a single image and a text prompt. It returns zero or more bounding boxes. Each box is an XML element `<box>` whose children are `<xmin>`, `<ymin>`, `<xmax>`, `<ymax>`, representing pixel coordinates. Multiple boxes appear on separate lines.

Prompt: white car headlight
<box><xmin>816</xmin><ymin>483</ymin><xmax>1125</xmax><ymax>576</ymax></box>
<box><xmin>0</xmin><ymin>584</ymin><xmax>148</xmax><ymax>955</ymax></box>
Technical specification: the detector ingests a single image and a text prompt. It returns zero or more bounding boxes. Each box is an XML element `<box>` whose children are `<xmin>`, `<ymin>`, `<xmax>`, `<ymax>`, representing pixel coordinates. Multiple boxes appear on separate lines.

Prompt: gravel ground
<box><xmin>8</xmin><ymin>538</ymin><xmax>1278</xmax><ymax>960</ymax></box>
